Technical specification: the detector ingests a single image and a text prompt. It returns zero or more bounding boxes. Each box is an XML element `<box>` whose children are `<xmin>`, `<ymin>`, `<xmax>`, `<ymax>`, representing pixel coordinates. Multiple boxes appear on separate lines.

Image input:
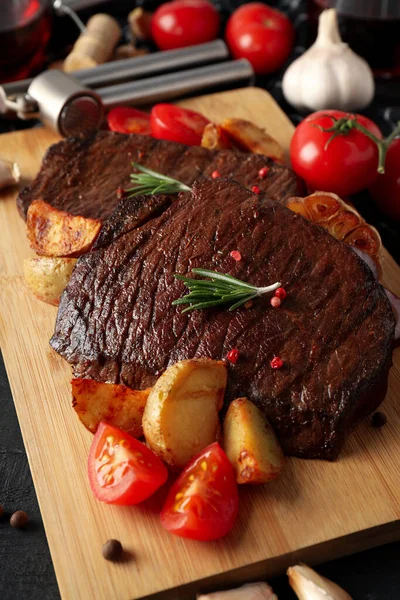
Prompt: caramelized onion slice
<box><xmin>326</xmin><ymin>209</ymin><xmax>361</xmax><ymax>241</ymax></box>
<box><xmin>286</xmin><ymin>198</ymin><xmax>311</xmax><ymax>219</ymax></box>
<box><xmin>344</xmin><ymin>224</ymin><xmax>382</xmax><ymax>257</ymax></box>
<box><xmin>303</xmin><ymin>192</ymin><xmax>342</xmax><ymax>223</ymax></box>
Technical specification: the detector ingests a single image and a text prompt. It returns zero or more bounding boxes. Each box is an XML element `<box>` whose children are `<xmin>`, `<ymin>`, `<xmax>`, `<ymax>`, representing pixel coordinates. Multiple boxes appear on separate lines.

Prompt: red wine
<box><xmin>308</xmin><ymin>0</ymin><xmax>400</xmax><ymax>77</ymax></box>
<box><xmin>0</xmin><ymin>1</ymin><xmax>52</xmax><ymax>83</ymax></box>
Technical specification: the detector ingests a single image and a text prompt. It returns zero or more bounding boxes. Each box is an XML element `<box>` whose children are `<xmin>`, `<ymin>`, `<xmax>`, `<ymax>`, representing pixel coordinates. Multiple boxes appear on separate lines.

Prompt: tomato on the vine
<box><xmin>225</xmin><ymin>3</ymin><xmax>294</xmax><ymax>75</ymax></box>
<box><xmin>151</xmin><ymin>0</ymin><xmax>220</xmax><ymax>51</ymax></box>
<box><xmin>88</xmin><ymin>422</ymin><xmax>168</xmax><ymax>505</ymax></box>
<box><xmin>290</xmin><ymin>110</ymin><xmax>383</xmax><ymax>197</ymax></box>
<box><xmin>161</xmin><ymin>442</ymin><xmax>239</xmax><ymax>541</ymax></box>
<box><xmin>369</xmin><ymin>138</ymin><xmax>400</xmax><ymax>221</ymax></box>
<box><xmin>151</xmin><ymin>103</ymin><xmax>210</xmax><ymax>146</ymax></box>
<box><xmin>107</xmin><ymin>107</ymin><xmax>151</xmax><ymax>135</ymax></box>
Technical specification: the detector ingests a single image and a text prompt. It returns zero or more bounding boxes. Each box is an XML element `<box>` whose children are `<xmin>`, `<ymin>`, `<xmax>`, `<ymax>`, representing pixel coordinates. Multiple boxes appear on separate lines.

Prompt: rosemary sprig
<box><xmin>125</xmin><ymin>163</ymin><xmax>191</xmax><ymax>197</ymax></box>
<box><xmin>173</xmin><ymin>268</ymin><xmax>281</xmax><ymax>313</ymax></box>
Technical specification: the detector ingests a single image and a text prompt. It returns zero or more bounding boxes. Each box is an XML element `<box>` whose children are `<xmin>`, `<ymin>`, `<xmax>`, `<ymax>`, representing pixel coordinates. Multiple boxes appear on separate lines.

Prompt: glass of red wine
<box><xmin>0</xmin><ymin>0</ymin><xmax>52</xmax><ymax>83</ymax></box>
<box><xmin>308</xmin><ymin>0</ymin><xmax>400</xmax><ymax>77</ymax></box>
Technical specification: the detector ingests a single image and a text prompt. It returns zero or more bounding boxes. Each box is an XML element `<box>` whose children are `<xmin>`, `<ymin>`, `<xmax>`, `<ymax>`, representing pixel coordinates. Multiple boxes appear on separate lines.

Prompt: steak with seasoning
<box><xmin>17</xmin><ymin>130</ymin><xmax>299</xmax><ymax>220</ymax></box>
<box><xmin>50</xmin><ymin>178</ymin><xmax>394</xmax><ymax>460</ymax></box>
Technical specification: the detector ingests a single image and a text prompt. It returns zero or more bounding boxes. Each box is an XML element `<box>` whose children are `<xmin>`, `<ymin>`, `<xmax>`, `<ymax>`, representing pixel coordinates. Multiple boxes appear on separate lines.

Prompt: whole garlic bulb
<box><xmin>282</xmin><ymin>9</ymin><xmax>375</xmax><ymax>112</ymax></box>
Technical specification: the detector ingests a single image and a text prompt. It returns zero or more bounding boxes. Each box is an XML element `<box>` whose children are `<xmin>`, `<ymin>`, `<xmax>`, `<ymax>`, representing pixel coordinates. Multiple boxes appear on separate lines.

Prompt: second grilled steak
<box><xmin>17</xmin><ymin>131</ymin><xmax>300</xmax><ymax>220</ymax></box>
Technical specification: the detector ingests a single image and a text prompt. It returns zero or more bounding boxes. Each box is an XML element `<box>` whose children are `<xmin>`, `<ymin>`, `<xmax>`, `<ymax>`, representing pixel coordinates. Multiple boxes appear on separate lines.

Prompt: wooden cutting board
<box><xmin>0</xmin><ymin>87</ymin><xmax>399</xmax><ymax>600</ymax></box>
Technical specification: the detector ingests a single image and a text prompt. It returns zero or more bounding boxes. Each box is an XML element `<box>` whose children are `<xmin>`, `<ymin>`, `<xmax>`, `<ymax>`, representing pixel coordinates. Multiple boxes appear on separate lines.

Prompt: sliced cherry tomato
<box><xmin>369</xmin><ymin>138</ymin><xmax>400</xmax><ymax>221</ymax></box>
<box><xmin>290</xmin><ymin>110</ymin><xmax>383</xmax><ymax>197</ymax></box>
<box><xmin>88</xmin><ymin>422</ymin><xmax>168</xmax><ymax>505</ymax></box>
<box><xmin>161</xmin><ymin>442</ymin><xmax>238</xmax><ymax>541</ymax></box>
<box><xmin>151</xmin><ymin>104</ymin><xmax>210</xmax><ymax>146</ymax></box>
<box><xmin>151</xmin><ymin>0</ymin><xmax>220</xmax><ymax>51</ymax></box>
<box><xmin>107</xmin><ymin>107</ymin><xmax>151</xmax><ymax>135</ymax></box>
<box><xmin>225</xmin><ymin>3</ymin><xmax>294</xmax><ymax>75</ymax></box>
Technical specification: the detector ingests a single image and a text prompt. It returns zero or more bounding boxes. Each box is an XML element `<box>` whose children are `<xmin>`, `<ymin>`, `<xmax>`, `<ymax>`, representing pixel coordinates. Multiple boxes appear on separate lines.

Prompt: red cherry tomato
<box><xmin>151</xmin><ymin>0</ymin><xmax>220</xmax><ymax>51</ymax></box>
<box><xmin>290</xmin><ymin>110</ymin><xmax>383</xmax><ymax>197</ymax></box>
<box><xmin>151</xmin><ymin>103</ymin><xmax>210</xmax><ymax>146</ymax></box>
<box><xmin>107</xmin><ymin>107</ymin><xmax>151</xmax><ymax>135</ymax></box>
<box><xmin>369</xmin><ymin>138</ymin><xmax>400</xmax><ymax>221</ymax></box>
<box><xmin>88</xmin><ymin>422</ymin><xmax>168</xmax><ymax>505</ymax></box>
<box><xmin>225</xmin><ymin>3</ymin><xmax>294</xmax><ymax>75</ymax></box>
<box><xmin>161</xmin><ymin>442</ymin><xmax>239</xmax><ymax>541</ymax></box>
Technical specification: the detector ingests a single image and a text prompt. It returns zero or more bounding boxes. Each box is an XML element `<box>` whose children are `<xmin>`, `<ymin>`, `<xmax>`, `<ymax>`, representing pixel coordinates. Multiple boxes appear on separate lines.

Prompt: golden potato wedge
<box><xmin>220</xmin><ymin>118</ymin><xmax>284</xmax><ymax>162</ymax></box>
<box><xmin>201</xmin><ymin>123</ymin><xmax>233</xmax><ymax>150</ymax></box>
<box><xmin>143</xmin><ymin>359</ymin><xmax>227</xmax><ymax>470</ymax></box>
<box><xmin>223</xmin><ymin>397</ymin><xmax>284</xmax><ymax>484</ymax></box>
<box><xmin>26</xmin><ymin>199</ymin><xmax>102</xmax><ymax>257</ymax></box>
<box><xmin>23</xmin><ymin>256</ymin><xmax>77</xmax><ymax>306</ymax></box>
<box><xmin>72</xmin><ymin>378</ymin><xmax>150</xmax><ymax>437</ymax></box>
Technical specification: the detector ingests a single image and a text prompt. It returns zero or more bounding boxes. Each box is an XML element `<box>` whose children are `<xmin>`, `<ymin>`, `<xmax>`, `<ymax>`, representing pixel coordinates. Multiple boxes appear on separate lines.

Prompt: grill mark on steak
<box><xmin>17</xmin><ymin>131</ymin><xmax>300</xmax><ymax>221</ymax></box>
<box><xmin>94</xmin><ymin>194</ymin><xmax>171</xmax><ymax>249</ymax></box>
<box><xmin>51</xmin><ymin>177</ymin><xmax>394</xmax><ymax>459</ymax></box>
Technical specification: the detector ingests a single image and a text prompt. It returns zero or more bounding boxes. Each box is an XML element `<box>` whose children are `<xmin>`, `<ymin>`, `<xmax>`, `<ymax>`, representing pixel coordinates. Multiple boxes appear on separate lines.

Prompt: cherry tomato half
<box><xmin>151</xmin><ymin>103</ymin><xmax>210</xmax><ymax>146</ymax></box>
<box><xmin>88</xmin><ymin>422</ymin><xmax>168</xmax><ymax>505</ymax></box>
<box><xmin>369</xmin><ymin>138</ymin><xmax>400</xmax><ymax>221</ymax></box>
<box><xmin>161</xmin><ymin>442</ymin><xmax>239</xmax><ymax>541</ymax></box>
<box><xmin>151</xmin><ymin>0</ymin><xmax>220</xmax><ymax>51</ymax></box>
<box><xmin>225</xmin><ymin>3</ymin><xmax>294</xmax><ymax>75</ymax></box>
<box><xmin>290</xmin><ymin>110</ymin><xmax>383</xmax><ymax>197</ymax></box>
<box><xmin>107</xmin><ymin>107</ymin><xmax>151</xmax><ymax>135</ymax></box>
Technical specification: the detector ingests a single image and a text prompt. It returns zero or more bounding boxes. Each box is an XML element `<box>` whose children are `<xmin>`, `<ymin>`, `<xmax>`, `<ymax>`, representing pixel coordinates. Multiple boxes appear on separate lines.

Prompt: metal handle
<box><xmin>98</xmin><ymin>59</ymin><xmax>254</xmax><ymax>108</ymax></box>
<box><xmin>59</xmin><ymin>0</ymin><xmax>111</xmax><ymax>10</ymax></box>
<box><xmin>73</xmin><ymin>40</ymin><xmax>229</xmax><ymax>88</ymax></box>
<box><xmin>0</xmin><ymin>41</ymin><xmax>229</xmax><ymax>98</ymax></box>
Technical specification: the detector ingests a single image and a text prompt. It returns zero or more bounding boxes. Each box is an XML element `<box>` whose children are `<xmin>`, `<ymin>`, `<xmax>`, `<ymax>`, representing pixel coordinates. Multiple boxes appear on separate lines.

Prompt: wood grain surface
<box><xmin>0</xmin><ymin>87</ymin><xmax>399</xmax><ymax>600</ymax></box>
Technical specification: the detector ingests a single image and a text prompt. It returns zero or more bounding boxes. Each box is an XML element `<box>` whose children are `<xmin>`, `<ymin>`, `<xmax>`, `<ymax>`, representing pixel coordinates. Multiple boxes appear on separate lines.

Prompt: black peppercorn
<box><xmin>102</xmin><ymin>539</ymin><xmax>123</xmax><ymax>561</ymax></box>
<box><xmin>372</xmin><ymin>411</ymin><xmax>387</xmax><ymax>428</ymax></box>
<box><xmin>10</xmin><ymin>511</ymin><xmax>28</xmax><ymax>529</ymax></box>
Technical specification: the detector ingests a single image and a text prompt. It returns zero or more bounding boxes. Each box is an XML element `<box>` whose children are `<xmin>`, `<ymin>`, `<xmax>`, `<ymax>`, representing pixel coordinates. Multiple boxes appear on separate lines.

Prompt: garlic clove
<box><xmin>288</xmin><ymin>564</ymin><xmax>353</xmax><ymax>600</ymax></box>
<box><xmin>0</xmin><ymin>159</ymin><xmax>20</xmax><ymax>191</ymax></box>
<box><xmin>282</xmin><ymin>9</ymin><xmax>375</xmax><ymax>113</ymax></box>
<box><xmin>197</xmin><ymin>582</ymin><xmax>278</xmax><ymax>600</ymax></box>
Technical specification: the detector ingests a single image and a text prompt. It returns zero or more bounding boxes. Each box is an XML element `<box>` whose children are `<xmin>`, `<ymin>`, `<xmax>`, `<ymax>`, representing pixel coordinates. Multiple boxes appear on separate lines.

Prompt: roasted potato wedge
<box><xmin>223</xmin><ymin>397</ymin><xmax>284</xmax><ymax>484</ymax></box>
<box><xmin>201</xmin><ymin>123</ymin><xmax>233</xmax><ymax>150</ymax></box>
<box><xmin>220</xmin><ymin>118</ymin><xmax>284</xmax><ymax>162</ymax></box>
<box><xmin>72</xmin><ymin>379</ymin><xmax>150</xmax><ymax>437</ymax></box>
<box><xmin>143</xmin><ymin>359</ymin><xmax>227</xmax><ymax>470</ymax></box>
<box><xmin>26</xmin><ymin>199</ymin><xmax>102</xmax><ymax>257</ymax></box>
<box><xmin>23</xmin><ymin>256</ymin><xmax>77</xmax><ymax>306</ymax></box>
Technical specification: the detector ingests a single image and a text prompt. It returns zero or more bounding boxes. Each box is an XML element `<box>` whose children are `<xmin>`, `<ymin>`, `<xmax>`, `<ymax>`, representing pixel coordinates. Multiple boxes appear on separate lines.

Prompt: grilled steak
<box><xmin>51</xmin><ymin>178</ymin><xmax>394</xmax><ymax>460</ymax></box>
<box><xmin>17</xmin><ymin>130</ymin><xmax>299</xmax><ymax>220</ymax></box>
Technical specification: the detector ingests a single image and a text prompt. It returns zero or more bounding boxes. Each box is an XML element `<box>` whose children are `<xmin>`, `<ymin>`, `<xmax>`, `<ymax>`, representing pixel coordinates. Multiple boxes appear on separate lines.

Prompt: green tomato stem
<box><xmin>314</xmin><ymin>116</ymin><xmax>400</xmax><ymax>175</ymax></box>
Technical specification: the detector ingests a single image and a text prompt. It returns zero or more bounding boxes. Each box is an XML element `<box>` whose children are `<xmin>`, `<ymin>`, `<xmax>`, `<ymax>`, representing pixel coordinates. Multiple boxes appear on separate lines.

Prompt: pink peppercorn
<box><xmin>275</xmin><ymin>287</ymin><xmax>287</xmax><ymax>300</ymax></box>
<box><xmin>212</xmin><ymin>170</ymin><xmax>221</xmax><ymax>179</ymax></box>
<box><xmin>251</xmin><ymin>185</ymin><xmax>261</xmax><ymax>195</ymax></box>
<box><xmin>270</xmin><ymin>296</ymin><xmax>281</xmax><ymax>308</ymax></box>
<box><xmin>230</xmin><ymin>250</ymin><xmax>242</xmax><ymax>261</ymax></box>
<box><xmin>227</xmin><ymin>349</ymin><xmax>239</xmax><ymax>364</ymax></box>
<box><xmin>270</xmin><ymin>356</ymin><xmax>284</xmax><ymax>370</ymax></box>
<box><xmin>258</xmin><ymin>167</ymin><xmax>269</xmax><ymax>179</ymax></box>
<box><xmin>116</xmin><ymin>187</ymin><xmax>126</xmax><ymax>199</ymax></box>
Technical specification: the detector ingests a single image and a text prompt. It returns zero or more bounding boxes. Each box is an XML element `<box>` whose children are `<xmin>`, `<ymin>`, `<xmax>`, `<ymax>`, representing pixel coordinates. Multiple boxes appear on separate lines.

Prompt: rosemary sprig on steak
<box><xmin>126</xmin><ymin>163</ymin><xmax>191</xmax><ymax>197</ymax></box>
<box><xmin>173</xmin><ymin>268</ymin><xmax>281</xmax><ymax>313</ymax></box>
